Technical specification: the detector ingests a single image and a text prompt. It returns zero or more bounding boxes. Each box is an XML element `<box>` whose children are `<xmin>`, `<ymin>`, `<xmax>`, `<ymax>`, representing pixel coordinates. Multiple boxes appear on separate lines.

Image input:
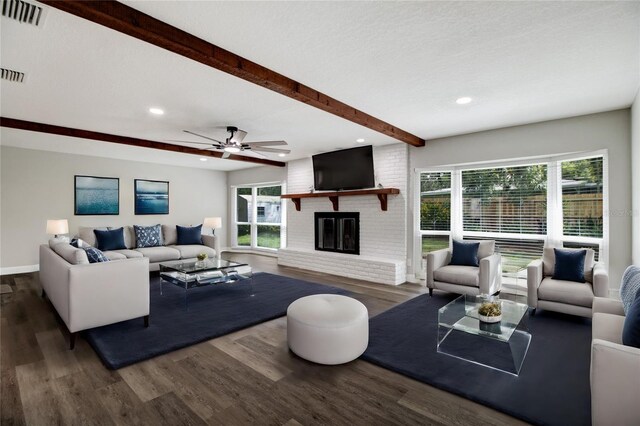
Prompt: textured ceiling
<box><xmin>1</xmin><ymin>1</ymin><xmax>638</xmax><ymax>170</ymax></box>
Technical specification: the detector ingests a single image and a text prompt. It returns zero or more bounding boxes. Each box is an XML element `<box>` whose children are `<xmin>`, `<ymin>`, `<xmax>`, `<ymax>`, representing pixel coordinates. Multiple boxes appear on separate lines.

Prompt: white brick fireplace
<box><xmin>278</xmin><ymin>144</ymin><xmax>408</xmax><ymax>285</ymax></box>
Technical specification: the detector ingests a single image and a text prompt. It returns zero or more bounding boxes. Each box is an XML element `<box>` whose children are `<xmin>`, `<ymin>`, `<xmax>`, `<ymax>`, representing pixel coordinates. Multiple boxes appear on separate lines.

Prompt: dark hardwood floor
<box><xmin>1</xmin><ymin>253</ymin><xmax>527</xmax><ymax>425</ymax></box>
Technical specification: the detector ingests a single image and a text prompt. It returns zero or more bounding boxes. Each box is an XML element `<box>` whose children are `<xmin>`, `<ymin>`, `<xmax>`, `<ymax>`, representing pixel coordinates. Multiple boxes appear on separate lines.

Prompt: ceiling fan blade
<box><xmin>238</xmin><ymin>149</ymin><xmax>268</xmax><ymax>159</ymax></box>
<box><xmin>230</xmin><ymin>129</ymin><xmax>248</xmax><ymax>144</ymax></box>
<box><xmin>250</xmin><ymin>146</ymin><xmax>291</xmax><ymax>154</ymax></box>
<box><xmin>222</xmin><ymin>151</ymin><xmax>231</xmax><ymax>159</ymax></box>
<box><xmin>183</xmin><ymin>130</ymin><xmax>225</xmax><ymax>145</ymax></box>
<box><xmin>246</xmin><ymin>140</ymin><xmax>288</xmax><ymax>147</ymax></box>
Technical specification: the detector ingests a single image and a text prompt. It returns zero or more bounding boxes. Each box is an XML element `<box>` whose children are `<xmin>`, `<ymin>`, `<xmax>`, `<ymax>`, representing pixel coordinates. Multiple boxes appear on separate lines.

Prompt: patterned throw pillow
<box><xmin>134</xmin><ymin>224</ymin><xmax>163</xmax><ymax>248</ymax></box>
<box><xmin>620</xmin><ymin>265</ymin><xmax>640</xmax><ymax>315</ymax></box>
<box><xmin>82</xmin><ymin>246</ymin><xmax>109</xmax><ymax>263</ymax></box>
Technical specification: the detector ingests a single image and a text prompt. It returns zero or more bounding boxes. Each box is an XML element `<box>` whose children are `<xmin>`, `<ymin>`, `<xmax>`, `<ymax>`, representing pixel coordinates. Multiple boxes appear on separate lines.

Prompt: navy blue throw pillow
<box><xmin>94</xmin><ymin>228</ymin><xmax>127</xmax><ymax>251</ymax></box>
<box><xmin>622</xmin><ymin>291</ymin><xmax>640</xmax><ymax>348</ymax></box>
<box><xmin>449</xmin><ymin>240</ymin><xmax>480</xmax><ymax>267</ymax></box>
<box><xmin>82</xmin><ymin>246</ymin><xmax>109</xmax><ymax>263</ymax></box>
<box><xmin>176</xmin><ymin>225</ymin><xmax>202</xmax><ymax>245</ymax></box>
<box><xmin>552</xmin><ymin>248</ymin><xmax>586</xmax><ymax>282</ymax></box>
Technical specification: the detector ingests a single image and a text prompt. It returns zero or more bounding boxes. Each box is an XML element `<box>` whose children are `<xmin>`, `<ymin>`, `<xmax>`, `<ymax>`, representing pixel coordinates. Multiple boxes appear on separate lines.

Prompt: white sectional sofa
<box><xmin>78</xmin><ymin>225</ymin><xmax>220</xmax><ymax>271</ymax></box>
<box><xmin>39</xmin><ymin>242</ymin><xmax>150</xmax><ymax>349</ymax></box>
<box><xmin>39</xmin><ymin>224</ymin><xmax>220</xmax><ymax>349</ymax></box>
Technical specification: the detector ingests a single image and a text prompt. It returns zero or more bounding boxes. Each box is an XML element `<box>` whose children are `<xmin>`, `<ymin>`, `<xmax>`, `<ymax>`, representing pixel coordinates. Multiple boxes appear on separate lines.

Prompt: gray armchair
<box><xmin>426</xmin><ymin>240</ymin><xmax>501</xmax><ymax>296</ymax></box>
<box><xmin>590</xmin><ymin>297</ymin><xmax>640</xmax><ymax>425</ymax></box>
<box><xmin>527</xmin><ymin>247</ymin><xmax>608</xmax><ymax>318</ymax></box>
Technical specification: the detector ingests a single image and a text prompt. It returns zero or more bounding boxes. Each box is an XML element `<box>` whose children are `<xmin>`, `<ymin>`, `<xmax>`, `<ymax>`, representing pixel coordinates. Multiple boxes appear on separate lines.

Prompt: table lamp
<box><xmin>203</xmin><ymin>217</ymin><xmax>222</xmax><ymax>235</ymax></box>
<box><xmin>46</xmin><ymin>219</ymin><xmax>69</xmax><ymax>238</ymax></box>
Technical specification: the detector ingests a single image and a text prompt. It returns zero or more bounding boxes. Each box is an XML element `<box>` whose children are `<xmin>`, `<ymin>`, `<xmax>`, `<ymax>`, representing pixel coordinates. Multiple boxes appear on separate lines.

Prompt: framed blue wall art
<box><xmin>134</xmin><ymin>179</ymin><xmax>169</xmax><ymax>215</ymax></box>
<box><xmin>74</xmin><ymin>175</ymin><xmax>120</xmax><ymax>215</ymax></box>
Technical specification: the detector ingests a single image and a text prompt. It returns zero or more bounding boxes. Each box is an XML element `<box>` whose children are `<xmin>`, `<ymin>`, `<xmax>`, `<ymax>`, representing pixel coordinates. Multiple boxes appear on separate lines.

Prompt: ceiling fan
<box><xmin>172</xmin><ymin>126</ymin><xmax>290</xmax><ymax>159</ymax></box>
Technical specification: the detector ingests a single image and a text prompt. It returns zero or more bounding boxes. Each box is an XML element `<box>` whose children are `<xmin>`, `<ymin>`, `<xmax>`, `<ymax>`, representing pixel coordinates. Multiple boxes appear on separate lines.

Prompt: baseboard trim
<box><xmin>224</xmin><ymin>248</ymin><xmax>279</xmax><ymax>258</ymax></box>
<box><xmin>0</xmin><ymin>264</ymin><xmax>39</xmax><ymax>276</ymax></box>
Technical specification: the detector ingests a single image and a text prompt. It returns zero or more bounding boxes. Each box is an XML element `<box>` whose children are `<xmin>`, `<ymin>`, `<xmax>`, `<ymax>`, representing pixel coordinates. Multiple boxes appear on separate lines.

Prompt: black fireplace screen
<box><xmin>315</xmin><ymin>212</ymin><xmax>360</xmax><ymax>255</ymax></box>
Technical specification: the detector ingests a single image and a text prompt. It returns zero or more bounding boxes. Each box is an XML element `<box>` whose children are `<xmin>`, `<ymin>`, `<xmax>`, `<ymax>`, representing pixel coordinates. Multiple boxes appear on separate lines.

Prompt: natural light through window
<box><xmin>418</xmin><ymin>152</ymin><xmax>607</xmax><ymax>283</ymax></box>
<box><xmin>234</xmin><ymin>184</ymin><xmax>284</xmax><ymax>250</ymax></box>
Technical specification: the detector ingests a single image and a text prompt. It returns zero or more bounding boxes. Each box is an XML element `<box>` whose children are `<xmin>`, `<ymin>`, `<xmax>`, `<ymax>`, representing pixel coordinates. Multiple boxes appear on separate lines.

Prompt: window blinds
<box><xmin>461</xmin><ymin>164</ymin><xmax>547</xmax><ymax>235</ymax></box>
<box><xmin>561</xmin><ymin>157</ymin><xmax>604</xmax><ymax>238</ymax></box>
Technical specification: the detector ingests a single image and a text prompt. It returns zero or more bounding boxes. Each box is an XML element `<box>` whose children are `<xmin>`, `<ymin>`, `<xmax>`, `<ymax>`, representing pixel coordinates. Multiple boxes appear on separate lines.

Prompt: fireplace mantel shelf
<box><xmin>281</xmin><ymin>188</ymin><xmax>400</xmax><ymax>211</ymax></box>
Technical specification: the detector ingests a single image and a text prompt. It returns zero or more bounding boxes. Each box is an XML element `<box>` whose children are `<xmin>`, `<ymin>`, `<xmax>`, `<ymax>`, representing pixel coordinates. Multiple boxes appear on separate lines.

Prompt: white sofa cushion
<box><xmin>102</xmin><ymin>249</ymin><xmax>145</xmax><ymax>261</ymax></box>
<box><xmin>134</xmin><ymin>246</ymin><xmax>181</xmax><ymax>263</ymax></box>
<box><xmin>433</xmin><ymin>265</ymin><xmax>479</xmax><ymax>287</ymax></box>
<box><xmin>538</xmin><ymin>277</ymin><xmax>594</xmax><ymax>308</ymax></box>
<box><xmin>169</xmin><ymin>245</ymin><xmax>216</xmax><ymax>259</ymax></box>
<box><xmin>52</xmin><ymin>242</ymin><xmax>90</xmax><ymax>265</ymax></box>
<box><xmin>162</xmin><ymin>225</ymin><xmax>178</xmax><ymax>246</ymax></box>
<box><xmin>103</xmin><ymin>251</ymin><xmax>126</xmax><ymax>261</ymax></box>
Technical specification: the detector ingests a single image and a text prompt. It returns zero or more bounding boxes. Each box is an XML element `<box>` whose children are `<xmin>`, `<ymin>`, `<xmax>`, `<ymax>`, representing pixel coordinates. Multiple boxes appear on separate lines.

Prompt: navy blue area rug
<box><xmin>85</xmin><ymin>273</ymin><xmax>347</xmax><ymax>370</ymax></box>
<box><xmin>361</xmin><ymin>294</ymin><xmax>592</xmax><ymax>426</ymax></box>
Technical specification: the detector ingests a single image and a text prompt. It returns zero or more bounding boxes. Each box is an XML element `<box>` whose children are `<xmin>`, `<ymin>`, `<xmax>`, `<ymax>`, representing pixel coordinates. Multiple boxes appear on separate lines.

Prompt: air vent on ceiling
<box><xmin>1</xmin><ymin>68</ymin><xmax>25</xmax><ymax>83</ymax></box>
<box><xmin>2</xmin><ymin>0</ymin><xmax>43</xmax><ymax>26</ymax></box>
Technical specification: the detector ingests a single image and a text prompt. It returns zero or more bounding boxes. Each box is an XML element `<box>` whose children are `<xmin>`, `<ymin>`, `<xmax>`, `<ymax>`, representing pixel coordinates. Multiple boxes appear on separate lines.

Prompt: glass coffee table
<box><xmin>437</xmin><ymin>294</ymin><xmax>531</xmax><ymax>375</ymax></box>
<box><xmin>159</xmin><ymin>259</ymin><xmax>253</xmax><ymax>309</ymax></box>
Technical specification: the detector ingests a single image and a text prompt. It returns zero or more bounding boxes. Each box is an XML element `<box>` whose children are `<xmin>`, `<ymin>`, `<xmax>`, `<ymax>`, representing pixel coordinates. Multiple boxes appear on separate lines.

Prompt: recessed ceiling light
<box><xmin>149</xmin><ymin>107</ymin><xmax>164</xmax><ymax>115</ymax></box>
<box><xmin>456</xmin><ymin>97</ymin><xmax>472</xmax><ymax>105</ymax></box>
<box><xmin>356</xmin><ymin>138</ymin><xmax>365</xmax><ymax>143</ymax></box>
<box><xmin>199</xmin><ymin>158</ymin><xmax>208</xmax><ymax>162</ymax></box>
<box><xmin>278</xmin><ymin>153</ymin><xmax>286</xmax><ymax>157</ymax></box>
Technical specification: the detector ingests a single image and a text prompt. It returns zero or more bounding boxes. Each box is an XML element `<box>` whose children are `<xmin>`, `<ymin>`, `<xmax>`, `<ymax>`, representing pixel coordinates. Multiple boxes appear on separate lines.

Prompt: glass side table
<box><xmin>437</xmin><ymin>294</ymin><xmax>531</xmax><ymax>375</ymax></box>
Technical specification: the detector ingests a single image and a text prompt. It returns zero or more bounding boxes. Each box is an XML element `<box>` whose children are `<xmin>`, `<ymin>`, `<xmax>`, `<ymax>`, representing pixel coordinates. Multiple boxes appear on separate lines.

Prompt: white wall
<box><xmin>0</xmin><ymin>146</ymin><xmax>228</xmax><ymax>272</ymax></box>
<box><xmin>409</xmin><ymin>109</ymin><xmax>632</xmax><ymax>288</ymax></box>
<box><xmin>632</xmin><ymin>91</ymin><xmax>640</xmax><ymax>266</ymax></box>
<box><xmin>227</xmin><ymin>165</ymin><xmax>286</xmax><ymax>187</ymax></box>
<box><xmin>280</xmin><ymin>144</ymin><xmax>408</xmax><ymax>284</ymax></box>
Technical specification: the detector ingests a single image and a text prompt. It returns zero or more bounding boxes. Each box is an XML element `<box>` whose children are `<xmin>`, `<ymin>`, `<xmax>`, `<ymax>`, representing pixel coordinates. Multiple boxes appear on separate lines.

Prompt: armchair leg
<box><xmin>429</xmin><ymin>288</ymin><xmax>433</xmax><ymax>297</ymax></box>
<box><xmin>144</xmin><ymin>315</ymin><xmax>149</xmax><ymax>328</ymax></box>
<box><xmin>69</xmin><ymin>332</ymin><xmax>76</xmax><ymax>350</ymax></box>
<box><xmin>41</xmin><ymin>289</ymin><xmax>46</xmax><ymax>298</ymax></box>
<box><xmin>530</xmin><ymin>308</ymin><xmax>536</xmax><ymax>316</ymax></box>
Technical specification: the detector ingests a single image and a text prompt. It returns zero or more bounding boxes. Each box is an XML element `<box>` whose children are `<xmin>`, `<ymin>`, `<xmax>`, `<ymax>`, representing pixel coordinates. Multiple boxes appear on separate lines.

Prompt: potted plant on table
<box><xmin>196</xmin><ymin>253</ymin><xmax>208</xmax><ymax>267</ymax></box>
<box><xmin>478</xmin><ymin>301</ymin><xmax>502</xmax><ymax>323</ymax></box>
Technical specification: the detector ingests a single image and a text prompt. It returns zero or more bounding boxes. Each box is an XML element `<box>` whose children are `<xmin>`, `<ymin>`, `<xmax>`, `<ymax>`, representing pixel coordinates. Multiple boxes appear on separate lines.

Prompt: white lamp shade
<box><xmin>46</xmin><ymin>219</ymin><xmax>69</xmax><ymax>235</ymax></box>
<box><xmin>203</xmin><ymin>217</ymin><xmax>222</xmax><ymax>229</ymax></box>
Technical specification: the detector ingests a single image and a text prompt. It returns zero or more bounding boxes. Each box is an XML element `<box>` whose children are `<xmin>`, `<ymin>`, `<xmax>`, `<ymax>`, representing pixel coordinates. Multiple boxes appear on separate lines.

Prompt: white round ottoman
<box><xmin>287</xmin><ymin>294</ymin><xmax>369</xmax><ymax>365</ymax></box>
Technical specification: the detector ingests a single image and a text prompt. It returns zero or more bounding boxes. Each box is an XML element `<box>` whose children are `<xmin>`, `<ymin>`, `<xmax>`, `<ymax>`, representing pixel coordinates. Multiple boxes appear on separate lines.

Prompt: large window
<box><xmin>418</xmin><ymin>152</ymin><xmax>607</xmax><ymax>282</ymax></box>
<box><xmin>420</xmin><ymin>172</ymin><xmax>452</xmax><ymax>254</ymax></box>
<box><xmin>461</xmin><ymin>164</ymin><xmax>547</xmax><ymax>273</ymax></box>
<box><xmin>234</xmin><ymin>184</ymin><xmax>284</xmax><ymax>250</ymax></box>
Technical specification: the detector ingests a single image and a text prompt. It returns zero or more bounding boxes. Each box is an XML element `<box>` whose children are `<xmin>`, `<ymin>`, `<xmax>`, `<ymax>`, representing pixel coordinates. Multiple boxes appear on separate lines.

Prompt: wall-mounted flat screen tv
<box><xmin>312</xmin><ymin>145</ymin><xmax>375</xmax><ymax>191</ymax></box>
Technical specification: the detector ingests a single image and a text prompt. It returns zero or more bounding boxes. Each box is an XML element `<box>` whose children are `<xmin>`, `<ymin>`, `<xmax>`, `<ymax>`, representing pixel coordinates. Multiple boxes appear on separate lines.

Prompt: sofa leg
<box><xmin>41</xmin><ymin>289</ymin><xmax>46</xmax><ymax>298</ymax></box>
<box><xmin>530</xmin><ymin>308</ymin><xmax>536</xmax><ymax>316</ymax></box>
<box><xmin>429</xmin><ymin>288</ymin><xmax>433</xmax><ymax>297</ymax></box>
<box><xmin>144</xmin><ymin>315</ymin><xmax>149</xmax><ymax>328</ymax></box>
<box><xmin>69</xmin><ymin>332</ymin><xmax>76</xmax><ymax>350</ymax></box>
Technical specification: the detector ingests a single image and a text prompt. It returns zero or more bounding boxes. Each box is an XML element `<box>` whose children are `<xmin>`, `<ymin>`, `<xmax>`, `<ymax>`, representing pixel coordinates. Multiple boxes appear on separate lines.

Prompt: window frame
<box><xmin>231</xmin><ymin>181</ymin><xmax>286</xmax><ymax>252</ymax></box>
<box><xmin>414</xmin><ymin>150</ymin><xmax>609</xmax><ymax>281</ymax></box>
